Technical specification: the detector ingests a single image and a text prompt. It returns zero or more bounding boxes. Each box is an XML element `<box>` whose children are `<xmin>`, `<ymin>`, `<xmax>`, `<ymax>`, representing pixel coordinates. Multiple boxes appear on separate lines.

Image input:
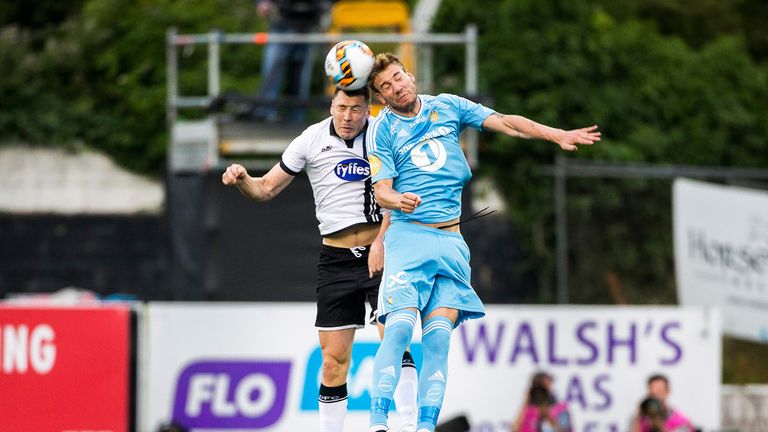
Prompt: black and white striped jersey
<box><xmin>279</xmin><ymin>116</ymin><xmax>383</xmax><ymax>236</ymax></box>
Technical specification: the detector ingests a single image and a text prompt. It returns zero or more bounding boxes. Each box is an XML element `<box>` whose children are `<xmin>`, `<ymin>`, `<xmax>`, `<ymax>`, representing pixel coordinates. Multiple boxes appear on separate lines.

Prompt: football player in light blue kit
<box><xmin>365</xmin><ymin>53</ymin><xmax>601</xmax><ymax>432</ymax></box>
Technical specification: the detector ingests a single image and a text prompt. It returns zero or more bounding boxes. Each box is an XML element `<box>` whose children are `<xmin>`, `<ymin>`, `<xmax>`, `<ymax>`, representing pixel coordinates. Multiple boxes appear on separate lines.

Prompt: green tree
<box><xmin>432</xmin><ymin>0</ymin><xmax>768</xmax><ymax>303</ymax></box>
<box><xmin>0</xmin><ymin>0</ymin><xmax>262</xmax><ymax>174</ymax></box>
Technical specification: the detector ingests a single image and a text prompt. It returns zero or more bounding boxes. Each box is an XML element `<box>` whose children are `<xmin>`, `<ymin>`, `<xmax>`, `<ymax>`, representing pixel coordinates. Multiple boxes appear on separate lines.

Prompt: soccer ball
<box><xmin>324</xmin><ymin>40</ymin><xmax>374</xmax><ymax>91</ymax></box>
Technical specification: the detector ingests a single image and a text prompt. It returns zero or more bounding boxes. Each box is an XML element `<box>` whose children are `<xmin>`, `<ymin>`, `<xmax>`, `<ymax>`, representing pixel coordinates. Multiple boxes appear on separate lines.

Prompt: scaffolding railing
<box><xmin>165</xmin><ymin>27</ymin><xmax>480</xmax><ymax>171</ymax></box>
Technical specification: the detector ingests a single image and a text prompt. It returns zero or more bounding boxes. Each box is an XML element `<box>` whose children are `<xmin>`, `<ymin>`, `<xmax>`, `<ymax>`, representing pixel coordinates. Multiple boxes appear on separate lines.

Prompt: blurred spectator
<box><xmin>511</xmin><ymin>371</ymin><xmax>572</xmax><ymax>432</ymax></box>
<box><xmin>252</xmin><ymin>0</ymin><xmax>332</xmax><ymax>123</ymax></box>
<box><xmin>630</xmin><ymin>374</ymin><xmax>695</xmax><ymax>432</ymax></box>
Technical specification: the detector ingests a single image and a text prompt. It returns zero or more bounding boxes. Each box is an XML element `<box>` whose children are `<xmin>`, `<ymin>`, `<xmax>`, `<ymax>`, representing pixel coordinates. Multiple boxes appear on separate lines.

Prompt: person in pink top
<box><xmin>511</xmin><ymin>372</ymin><xmax>572</xmax><ymax>432</ymax></box>
<box><xmin>630</xmin><ymin>374</ymin><xmax>695</xmax><ymax>432</ymax></box>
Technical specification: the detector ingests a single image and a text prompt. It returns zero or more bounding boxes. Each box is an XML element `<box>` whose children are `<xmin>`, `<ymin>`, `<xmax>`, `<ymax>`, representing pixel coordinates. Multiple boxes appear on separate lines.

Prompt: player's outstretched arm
<box><xmin>373</xmin><ymin>179</ymin><xmax>421</xmax><ymax>213</ymax></box>
<box><xmin>221</xmin><ymin>163</ymin><xmax>294</xmax><ymax>201</ymax></box>
<box><xmin>482</xmin><ymin>113</ymin><xmax>601</xmax><ymax>151</ymax></box>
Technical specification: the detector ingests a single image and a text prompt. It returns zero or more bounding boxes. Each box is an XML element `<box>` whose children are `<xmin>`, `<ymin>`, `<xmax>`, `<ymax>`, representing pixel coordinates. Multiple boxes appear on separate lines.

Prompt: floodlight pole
<box><xmin>166</xmin><ymin>28</ymin><xmax>178</xmax><ymax>125</ymax></box>
<box><xmin>208</xmin><ymin>30</ymin><xmax>221</xmax><ymax>98</ymax></box>
<box><xmin>464</xmin><ymin>25</ymin><xmax>479</xmax><ymax>168</ymax></box>
<box><xmin>555</xmin><ymin>154</ymin><xmax>569</xmax><ymax>304</ymax></box>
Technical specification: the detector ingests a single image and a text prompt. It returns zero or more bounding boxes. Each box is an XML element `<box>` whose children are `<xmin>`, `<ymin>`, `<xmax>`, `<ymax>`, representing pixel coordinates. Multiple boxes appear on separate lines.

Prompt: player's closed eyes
<box><xmin>382</xmin><ymin>74</ymin><xmax>403</xmax><ymax>92</ymax></box>
<box><xmin>335</xmin><ymin>105</ymin><xmax>364</xmax><ymax>114</ymax></box>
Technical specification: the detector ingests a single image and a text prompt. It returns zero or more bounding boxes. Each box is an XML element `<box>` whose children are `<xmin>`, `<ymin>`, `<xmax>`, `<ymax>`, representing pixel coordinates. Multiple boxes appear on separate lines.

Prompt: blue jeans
<box><xmin>256</xmin><ymin>21</ymin><xmax>316</xmax><ymax>123</ymax></box>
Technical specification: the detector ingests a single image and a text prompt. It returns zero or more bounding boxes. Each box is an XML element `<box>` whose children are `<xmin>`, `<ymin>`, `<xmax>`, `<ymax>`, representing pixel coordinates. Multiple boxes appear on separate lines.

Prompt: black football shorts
<box><xmin>315</xmin><ymin>244</ymin><xmax>381</xmax><ymax>330</ymax></box>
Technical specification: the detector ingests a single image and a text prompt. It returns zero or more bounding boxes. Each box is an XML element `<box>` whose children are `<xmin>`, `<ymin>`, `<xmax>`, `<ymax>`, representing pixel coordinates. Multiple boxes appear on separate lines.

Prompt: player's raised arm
<box><xmin>221</xmin><ymin>163</ymin><xmax>294</xmax><ymax>201</ymax></box>
<box><xmin>482</xmin><ymin>112</ymin><xmax>601</xmax><ymax>151</ymax></box>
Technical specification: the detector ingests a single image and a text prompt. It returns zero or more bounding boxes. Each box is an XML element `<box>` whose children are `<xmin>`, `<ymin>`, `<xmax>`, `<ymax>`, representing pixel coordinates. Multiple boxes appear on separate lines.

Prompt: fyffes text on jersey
<box><xmin>334</xmin><ymin>158</ymin><xmax>370</xmax><ymax>181</ymax></box>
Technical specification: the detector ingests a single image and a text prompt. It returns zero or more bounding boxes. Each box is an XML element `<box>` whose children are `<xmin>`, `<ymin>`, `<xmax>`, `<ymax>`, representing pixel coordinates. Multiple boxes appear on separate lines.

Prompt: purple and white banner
<box><xmin>443</xmin><ymin>306</ymin><xmax>720</xmax><ymax>432</ymax></box>
<box><xmin>141</xmin><ymin>303</ymin><xmax>720</xmax><ymax>432</ymax></box>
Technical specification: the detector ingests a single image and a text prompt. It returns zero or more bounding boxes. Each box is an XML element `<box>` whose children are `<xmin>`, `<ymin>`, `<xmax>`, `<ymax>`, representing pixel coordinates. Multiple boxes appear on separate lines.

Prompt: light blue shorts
<box><xmin>377</xmin><ymin>221</ymin><xmax>485</xmax><ymax>327</ymax></box>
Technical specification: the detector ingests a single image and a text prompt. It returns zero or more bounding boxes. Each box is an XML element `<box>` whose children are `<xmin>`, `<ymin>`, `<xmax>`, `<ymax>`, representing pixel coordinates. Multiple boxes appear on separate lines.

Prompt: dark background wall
<box><xmin>1</xmin><ymin>171</ymin><xmax>531</xmax><ymax>303</ymax></box>
<box><xmin>0</xmin><ymin>214</ymin><xmax>169</xmax><ymax>299</ymax></box>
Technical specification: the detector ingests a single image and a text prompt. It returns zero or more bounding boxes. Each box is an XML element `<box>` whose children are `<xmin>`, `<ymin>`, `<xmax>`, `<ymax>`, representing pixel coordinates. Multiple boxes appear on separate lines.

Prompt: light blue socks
<box><xmin>416</xmin><ymin>316</ymin><xmax>453</xmax><ymax>432</ymax></box>
<box><xmin>370</xmin><ymin>309</ymin><xmax>418</xmax><ymax>429</ymax></box>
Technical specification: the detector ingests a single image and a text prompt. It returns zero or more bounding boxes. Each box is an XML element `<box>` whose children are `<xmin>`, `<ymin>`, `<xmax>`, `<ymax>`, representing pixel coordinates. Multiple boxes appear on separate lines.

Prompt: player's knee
<box><xmin>422</xmin><ymin>317</ymin><xmax>453</xmax><ymax>361</ymax></box>
<box><xmin>382</xmin><ymin>310</ymin><xmax>417</xmax><ymax>351</ymax></box>
<box><xmin>385</xmin><ymin>324</ymin><xmax>413</xmax><ymax>348</ymax></box>
<box><xmin>321</xmin><ymin>352</ymin><xmax>350</xmax><ymax>381</ymax></box>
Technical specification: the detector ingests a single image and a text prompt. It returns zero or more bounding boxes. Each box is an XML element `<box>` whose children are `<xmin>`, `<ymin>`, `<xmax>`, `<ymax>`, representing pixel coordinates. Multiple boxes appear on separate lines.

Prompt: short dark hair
<box><xmin>647</xmin><ymin>374</ymin><xmax>669</xmax><ymax>387</ymax></box>
<box><xmin>333</xmin><ymin>86</ymin><xmax>370</xmax><ymax>103</ymax></box>
<box><xmin>531</xmin><ymin>371</ymin><xmax>553</xmax><ymax>387</ymax></box>
<box><xmin>368</xmin><ymin>52</ymin><xmax>408</xmax><ymax>93</ymax></box>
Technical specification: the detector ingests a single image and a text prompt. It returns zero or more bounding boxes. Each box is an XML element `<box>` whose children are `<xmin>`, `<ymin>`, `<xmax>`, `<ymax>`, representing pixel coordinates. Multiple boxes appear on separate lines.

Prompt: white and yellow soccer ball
<box><xmin>324</xmin><ymin>40</ymin><xmax>375</xmax><ymax>91</ymax></box>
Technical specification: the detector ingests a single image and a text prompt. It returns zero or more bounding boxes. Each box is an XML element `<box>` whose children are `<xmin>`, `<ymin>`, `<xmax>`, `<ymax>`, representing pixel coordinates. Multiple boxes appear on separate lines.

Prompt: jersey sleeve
<box><xmin>442</xmin><ymin>93</ymin><xmax>496</xmax><ymax>131</ymax></box>
<box><xmin>366</xmin><ymin>115</ymin><xmax>398</xmax><ymax>183</ymax></box>
<box><xmin>279</xmin><ymin>130</ymin><xmax>309</xmax><ymax>175</ymax></box>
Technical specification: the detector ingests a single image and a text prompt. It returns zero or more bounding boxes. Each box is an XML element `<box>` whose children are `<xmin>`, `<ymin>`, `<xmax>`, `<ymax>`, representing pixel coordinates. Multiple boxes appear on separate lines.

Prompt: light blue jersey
<box><xmin>367</xmin><ymin>94</ymin><xmax>494</xmax><ymax>431</ymax></box>
<box><xmin>367</xmin><ymin>94</ymin><xmax>495</xmax><ymax>223</ymax></box>
<box><xmin>366</xmin><ymin>93</ymin><xmax>493</xmax><ymax>325</ymax></box>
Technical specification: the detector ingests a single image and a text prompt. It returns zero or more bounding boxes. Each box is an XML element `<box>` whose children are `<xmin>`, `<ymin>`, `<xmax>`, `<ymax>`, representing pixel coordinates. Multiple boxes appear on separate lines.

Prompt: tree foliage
<box><xmin>432</xmin><ymin>0</ymin><xmax>768</xmax><ymax>304</ymax></box>
<box><xmin>0</xmin><ymin>0</ymin><xmax>261</xmax><ymax>174</ymax></box>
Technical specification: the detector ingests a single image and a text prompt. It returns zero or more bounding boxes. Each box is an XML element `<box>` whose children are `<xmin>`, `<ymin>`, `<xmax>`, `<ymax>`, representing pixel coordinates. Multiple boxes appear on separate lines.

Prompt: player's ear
<box><xmin>375</xmin><ymin>92</ymin><xmax>386</xmax><ymax>105</ymax></box>
<box><xmin>407</xmin><ymin>71</ymin><xmax>416</xmax><ymax>82</ymax></box>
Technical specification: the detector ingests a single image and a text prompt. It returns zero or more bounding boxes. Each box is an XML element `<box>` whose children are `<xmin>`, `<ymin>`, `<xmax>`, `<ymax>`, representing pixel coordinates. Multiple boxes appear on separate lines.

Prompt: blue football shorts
<box><xmin>377</xmin><ymin>221</ymin><xmax>486</xmax><ymax>326</ymax></box>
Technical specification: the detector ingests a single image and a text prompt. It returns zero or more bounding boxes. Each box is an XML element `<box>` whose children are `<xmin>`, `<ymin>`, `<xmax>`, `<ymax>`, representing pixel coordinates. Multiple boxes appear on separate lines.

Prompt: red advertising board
<box><xmin>0</xmin><ymin>305</ymin><xmax>130</xmax><ymax>432</ymax></box>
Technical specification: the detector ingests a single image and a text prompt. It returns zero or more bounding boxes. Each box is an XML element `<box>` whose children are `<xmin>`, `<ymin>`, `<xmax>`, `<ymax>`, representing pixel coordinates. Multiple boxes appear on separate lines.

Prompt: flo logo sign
<box><xmin>172</xmin><ymin>360</ymin><xmax>291</xmax><ymax>429</ymax></box>
<box><xmin>300</xmin><ymin>342</ymin><xmax>421</xmax><ymax>411</ymax></box>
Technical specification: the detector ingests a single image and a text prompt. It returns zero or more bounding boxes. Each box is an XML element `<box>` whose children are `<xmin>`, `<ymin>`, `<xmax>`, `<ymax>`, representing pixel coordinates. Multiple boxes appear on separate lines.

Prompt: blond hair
<box><xmin>368</xmin><ymin>52</ymin><xmax>408</xmax><ymax>93</ymax></box>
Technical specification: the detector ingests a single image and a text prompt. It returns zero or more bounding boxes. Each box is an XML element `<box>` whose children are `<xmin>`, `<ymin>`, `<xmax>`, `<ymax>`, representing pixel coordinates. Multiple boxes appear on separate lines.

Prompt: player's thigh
<box><xmin>316</xmin><ymin>249</ymin><xmax>368</xmax><ymax>328</ymax></box>
<box><xmin>316</xmin><ymin>286</ymin><xmax>364</xmax><ymax>328</ymax></box>
<box><xmin>423</xmin><ymin>235</ymin><xmax>484</xmax><ymax>325</ymax></box>
<box><xmin>381</xmin><ymin>223</ymin><xmax>438</xmax><ymax>310</ymax></box>
<box><xmin>423</xmin><ymin>307</ymin><xmax>459</xmax><ymax>324</ymax></box>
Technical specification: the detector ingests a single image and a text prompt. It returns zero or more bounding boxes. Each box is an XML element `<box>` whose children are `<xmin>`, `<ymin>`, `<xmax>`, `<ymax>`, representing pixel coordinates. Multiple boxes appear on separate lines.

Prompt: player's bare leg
<box><xmin>318</xmin><ymin>328</ymin><xmax>356</xmax><ymax>432</ymax></box>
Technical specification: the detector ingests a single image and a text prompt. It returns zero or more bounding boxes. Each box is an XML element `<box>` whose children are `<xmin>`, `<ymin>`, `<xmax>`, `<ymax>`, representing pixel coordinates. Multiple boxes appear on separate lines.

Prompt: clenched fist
<box><xmin>399</xmin><ymin>192</ymin><xmax>421</xmax><ymax>213</ymax></box>
<box><xmin>222</xmin><ymin>164</ymin><xmax>248</xmax><ymax>186</ymax></box>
